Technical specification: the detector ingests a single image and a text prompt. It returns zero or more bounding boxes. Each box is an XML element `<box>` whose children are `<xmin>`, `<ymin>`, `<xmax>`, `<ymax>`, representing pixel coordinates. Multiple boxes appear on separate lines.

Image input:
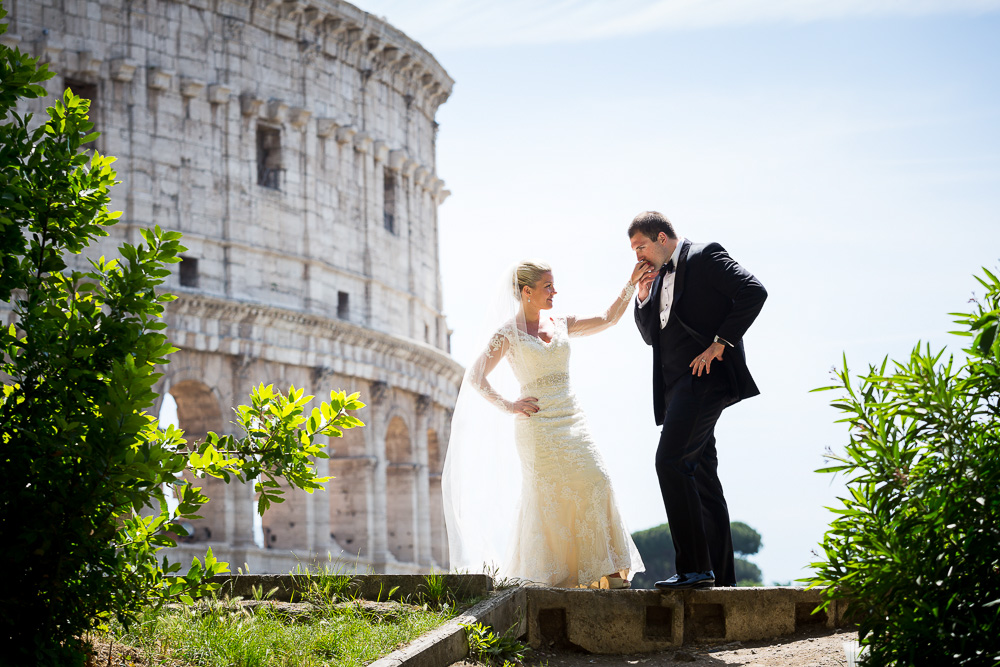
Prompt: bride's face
<box><xmin>524</xmin><ymin>272</ymin><xmax>556</xmax><ymax>310</ymax></box>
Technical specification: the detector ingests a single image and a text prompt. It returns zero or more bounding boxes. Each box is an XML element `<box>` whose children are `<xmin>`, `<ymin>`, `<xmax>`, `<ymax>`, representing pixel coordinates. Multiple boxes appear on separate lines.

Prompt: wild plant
<box><xmin>417</xmin><ymin>571</ymin><xmax>455</xmax><ymax>610</ymax></box>
<box><xmin>463</xmin><ymin>621</ymin><xmax>529</xmax><ymax>665</ymax></box>
<box><xmin>805</xmin><ymin>267</ymin><xmax>1000</xmax><ymax>666</ymax></box>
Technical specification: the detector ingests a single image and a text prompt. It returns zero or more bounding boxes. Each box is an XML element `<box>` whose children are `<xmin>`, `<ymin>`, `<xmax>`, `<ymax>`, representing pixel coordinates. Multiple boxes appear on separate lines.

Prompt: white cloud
<box><xmin>355</xmin><ymin>0</ymin><xmax>1000</xmax><ymax>50</ymax></box>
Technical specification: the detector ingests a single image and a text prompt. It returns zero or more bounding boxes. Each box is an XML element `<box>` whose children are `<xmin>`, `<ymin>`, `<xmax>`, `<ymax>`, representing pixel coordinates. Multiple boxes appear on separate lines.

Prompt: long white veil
<box><xmin>442</xmin><ymin>264</ymin><xmax>529</xmax><ymax>576</ymax></box>
<box><xmin>442</xmin><ymin>259</ymin><xmax>648</xmax><ymax>587</ymax></box>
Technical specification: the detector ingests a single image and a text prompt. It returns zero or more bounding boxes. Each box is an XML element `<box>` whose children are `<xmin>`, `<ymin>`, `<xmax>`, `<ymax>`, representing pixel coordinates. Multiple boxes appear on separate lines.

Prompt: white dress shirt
<box><xmin>637</xmin><ymin>237</ymin><xmax>685</xmax><ymax>330</ymax></box>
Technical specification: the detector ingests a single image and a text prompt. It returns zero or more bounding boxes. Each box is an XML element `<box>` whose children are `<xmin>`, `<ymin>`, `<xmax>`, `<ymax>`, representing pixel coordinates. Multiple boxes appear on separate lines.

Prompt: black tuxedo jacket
<box><xmin>634</xmin><ymin>239</ymin><xmax>767</xmax><ymax>425</ymax></box>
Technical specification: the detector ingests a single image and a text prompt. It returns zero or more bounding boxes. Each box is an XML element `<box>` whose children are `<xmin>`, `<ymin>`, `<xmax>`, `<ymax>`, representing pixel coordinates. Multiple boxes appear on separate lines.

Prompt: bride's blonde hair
<box><xmin>514</xmin><ymin>260</ymin><xmax>552</xmax><ymax>298</ymax></box>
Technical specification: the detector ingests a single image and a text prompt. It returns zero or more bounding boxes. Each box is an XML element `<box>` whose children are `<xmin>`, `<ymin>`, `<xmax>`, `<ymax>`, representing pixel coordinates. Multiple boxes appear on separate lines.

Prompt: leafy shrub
<box><xmin>0</xmin><ymin>11</ymin><xmax>364</xmax><ymax>664</ymax></box>
<box><xmin>806</xmin><ymin>268</ymin><xmax>1000</xmax><ymax>666</ymax></box>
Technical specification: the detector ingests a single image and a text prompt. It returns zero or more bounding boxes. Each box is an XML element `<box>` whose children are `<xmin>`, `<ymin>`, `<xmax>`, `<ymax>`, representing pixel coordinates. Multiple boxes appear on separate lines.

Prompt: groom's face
<box><xmin>630</xmin><ymin>231</ymin><xmax>672</xmax><ymax>269</ymax></box>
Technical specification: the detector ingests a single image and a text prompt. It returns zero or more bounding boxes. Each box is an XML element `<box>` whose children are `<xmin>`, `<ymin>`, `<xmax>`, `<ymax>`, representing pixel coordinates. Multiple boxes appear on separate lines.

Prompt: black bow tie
<box><xmin>660</xmin><ymin>259</ymin><xmax>675</xmax><ymax>276</ymax></box>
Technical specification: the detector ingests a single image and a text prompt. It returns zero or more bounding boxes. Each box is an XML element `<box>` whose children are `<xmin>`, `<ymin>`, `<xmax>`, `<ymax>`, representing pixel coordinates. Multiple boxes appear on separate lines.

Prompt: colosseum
<box><xmin>3</xmin><ymin>0</ymin><xmax>462</xmax><ymax>573</ymax></box>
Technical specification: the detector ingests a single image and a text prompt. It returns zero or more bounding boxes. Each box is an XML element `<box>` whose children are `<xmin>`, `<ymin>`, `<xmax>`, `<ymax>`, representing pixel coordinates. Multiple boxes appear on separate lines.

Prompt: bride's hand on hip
<box><xmin>510</xmin><ymin>397</ymin><xmax>539</xmax><ymax>417</ymax></box>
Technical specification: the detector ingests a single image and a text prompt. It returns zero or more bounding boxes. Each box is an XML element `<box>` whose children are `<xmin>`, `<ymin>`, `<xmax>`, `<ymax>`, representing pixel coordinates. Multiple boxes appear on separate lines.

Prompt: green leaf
<box><xmin>977</xmin><ymin>323</ymin><xmax>997</xmax><ymax>355</ymax></box>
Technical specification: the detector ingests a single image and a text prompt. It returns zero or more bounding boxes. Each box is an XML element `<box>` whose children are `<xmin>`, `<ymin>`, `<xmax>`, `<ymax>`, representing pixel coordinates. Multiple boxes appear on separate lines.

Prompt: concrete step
<box><xmin>375</xmin><ymin>585</ymin><xmax>850</xmax><ymax>666</ymax></box>
<box><xmin>525</xmin><ymin>586</ymin><xmax>850</xmax><ymax>653</ymax></box>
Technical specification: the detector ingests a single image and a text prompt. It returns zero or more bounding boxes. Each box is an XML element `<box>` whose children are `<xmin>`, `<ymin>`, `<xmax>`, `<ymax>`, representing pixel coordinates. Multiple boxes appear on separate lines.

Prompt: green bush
<box><xmin>731</xmin><ymin>520</ymin><xmax>763</xmax><ymax>556</ymax></box>
<box><xmin>0</xmin><ymin>10</ymin><xmax>364</xmax><ymax>664</ymax></box>
<box><xmin>805</xmin><ymin>267</ymin><xmax>1000</xmax><ymax>666</ymax></box>
<box><xmin>734</xmin><ymin>559</ymin><xmax>763</xmax><ymax>587</ymax></box>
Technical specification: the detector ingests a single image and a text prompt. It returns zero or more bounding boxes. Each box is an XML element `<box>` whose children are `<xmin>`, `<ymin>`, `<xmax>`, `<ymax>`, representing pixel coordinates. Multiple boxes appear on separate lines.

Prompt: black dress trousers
<box><xmin>654</xmin><ymin>369</ymin><xmax>736</xmax><ymax>586</ymax></box>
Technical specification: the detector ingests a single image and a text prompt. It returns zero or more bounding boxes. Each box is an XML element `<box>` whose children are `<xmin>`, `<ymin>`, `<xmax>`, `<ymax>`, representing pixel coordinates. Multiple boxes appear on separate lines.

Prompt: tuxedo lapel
<box><xmin>670</xmin><ymin>239</ymin><xmax>693</xmax><ymax>312</ymax></box>
<box><xmin>649</xmin><ymin>271</ymin><xmax>664</xmax><ymax>337</ymax></box>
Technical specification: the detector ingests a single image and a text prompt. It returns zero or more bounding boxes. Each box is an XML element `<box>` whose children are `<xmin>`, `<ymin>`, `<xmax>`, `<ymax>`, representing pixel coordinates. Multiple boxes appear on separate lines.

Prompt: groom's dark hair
<box><xmin>628</xmin><ymin>211</ymin><xmax>677</xmax><ymax>242</ymax></box>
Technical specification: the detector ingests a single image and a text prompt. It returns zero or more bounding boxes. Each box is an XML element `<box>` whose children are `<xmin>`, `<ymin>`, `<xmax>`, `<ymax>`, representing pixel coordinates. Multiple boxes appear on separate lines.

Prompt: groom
<box><xmin>629</xmin><ymin>211</ymin><xmax>767</xmax><ymax>589</ymax></box>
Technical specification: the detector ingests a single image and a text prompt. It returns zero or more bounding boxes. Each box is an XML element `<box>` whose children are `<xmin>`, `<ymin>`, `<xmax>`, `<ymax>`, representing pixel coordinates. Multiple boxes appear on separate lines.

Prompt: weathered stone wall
<box><xmin>3</xmin><ymin>0</ymin><xmax>460</xmax><ymax>574</ymax></box>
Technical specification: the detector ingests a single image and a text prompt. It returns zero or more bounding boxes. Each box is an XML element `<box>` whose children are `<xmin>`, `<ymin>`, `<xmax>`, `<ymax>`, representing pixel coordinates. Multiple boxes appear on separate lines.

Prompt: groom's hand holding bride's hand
<box><xmin>511</xmin><ymin>397</ymin><xmax>539</xmax><ymax>417</ymax></box>
<box><xmin>690</xmin><ymin>342</ymin><xmax>726</xmax><ymax>377</ymax></box>
<box><xmin>632</xmin><ymin>260</ymin><xmax>656</xmax><ymax>301</ymax></box>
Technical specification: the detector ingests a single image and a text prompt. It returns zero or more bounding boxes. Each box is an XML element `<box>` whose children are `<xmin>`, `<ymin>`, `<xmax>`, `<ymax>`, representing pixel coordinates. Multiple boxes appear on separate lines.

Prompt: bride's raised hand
<box><xmin>632</xmin><ymin>260</ymin><xmax>656</xmax><ymax>301</ymax></box>
<box><xmin>631</xmin><ymin>260</ymin><xmax>654</xmax><ymax>286</ymax></box>
<box><xmin>510</xmin><ymin>397</ymin><xmax>539</xmax><ymax>417</ymax></box>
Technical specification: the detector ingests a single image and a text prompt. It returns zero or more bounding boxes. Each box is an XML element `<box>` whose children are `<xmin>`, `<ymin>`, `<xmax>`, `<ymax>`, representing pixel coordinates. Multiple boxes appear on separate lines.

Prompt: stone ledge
<box><xmin>162</xmin><ymin>291</ymin><xmax>464</xmax><ymax>404</ymax></box>
<box><xmin>370</xmin><ymin>585</ymin><xmax>852</xmax><ymax>665</ymax></box>
<box><xmin>371</xmin><ymin>587</ymin><xmax>526</xmax><ymax>667</ymax></box>
<box><xmin>526</xmin><ymin>586</ymin><xmax>850</xmax><ymax>653</ymax></box>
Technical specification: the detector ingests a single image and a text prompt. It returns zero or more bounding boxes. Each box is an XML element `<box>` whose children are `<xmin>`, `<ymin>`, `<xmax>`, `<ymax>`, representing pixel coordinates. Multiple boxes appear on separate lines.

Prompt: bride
<box><xmin>442</xmin><ymin>260</ymin><xmax>647</xmax><ymax>588</ymax></box>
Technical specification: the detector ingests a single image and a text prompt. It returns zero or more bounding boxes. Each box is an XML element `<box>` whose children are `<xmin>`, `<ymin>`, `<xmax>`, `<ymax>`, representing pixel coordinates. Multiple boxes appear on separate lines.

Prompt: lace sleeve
<box><xmin>468</xmin><ymin>329</ymin><xmax>514</xmax><ymax>413</ymax></box>
<box><xmin>566</xmin><ymin>281</ymin><xmax>637</xmax><ymax>337</ymax></box>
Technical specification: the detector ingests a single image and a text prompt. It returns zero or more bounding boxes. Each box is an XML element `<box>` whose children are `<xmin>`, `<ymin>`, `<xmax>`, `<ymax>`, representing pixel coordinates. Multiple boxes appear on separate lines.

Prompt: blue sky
<box><xmin>349</xmin><ymin>0</ymin><xmax>1000</xmax><ymax>584</ymax></box>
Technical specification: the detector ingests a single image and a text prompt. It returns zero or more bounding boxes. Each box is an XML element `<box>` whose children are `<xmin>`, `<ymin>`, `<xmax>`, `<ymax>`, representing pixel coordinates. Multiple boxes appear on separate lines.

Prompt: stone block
<box><xmin>110</xmin><ymin>57</ymin><xmax>138</xmax><ymax>82</ymax></box>
<box><xmin>217</xmin><ymin>0</ymin><xmax>250</xmax><ymax>22</ymax></box>
<box><xmin>527</xmin><ymin>589</ymin><xmax>680</xmax><ymax>653</ymax></box>
<box><xmin>521</xmin><ymin>587</ymin><xmax>853</xmax><ymax>654</ymax></box>
<box><xmin>684</xmin><ymin>586</ymin><xmax>823</xmax><ymax>641</ymax></box>
<box><xmin>74</xmin><ymin>49</ymin><xmax>102</xmax><ymax>75</ymax></box>
<box><xmin>207</xmin><ymin>83</ymin><xmax>232</xmax><ymax>104</ymax></box>
<box><xmin>0</xmin><ymin>32</ymin><xmax>21</xmax><ymax>49</ymax></box>
<box><xmin>240</xmin><ymin>92</ymin><xmax>264</xmax><ymax>116</ymax></box>
<box><xmin>289</xmin><ymin>107</ymin><xmax>311</xmax><ymax>129</ymax></box>
<box><xmin>266</xmin><ymin>98</ymin><xmax>288</xmax><ymax>123</ymax></box>
<box><xmin>147</xmin><ymin>66</ymin><xmax>174</xmax><ymax>90</ymax></box>
<box><xmin>180</xmin><ymin>77</ymin><xmax>205</xmax><ymax>98</ymax></box>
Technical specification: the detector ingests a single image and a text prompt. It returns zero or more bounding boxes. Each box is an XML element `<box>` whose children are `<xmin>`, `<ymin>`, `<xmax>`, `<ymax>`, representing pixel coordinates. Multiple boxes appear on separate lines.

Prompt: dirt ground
<box><xmin>454</xmin><ymin>627</ymin><xmax>860</xmax><ymax>667</ymax></box>
<box><xmin>85</xmin><ymin>640</ymin><xmax>152</xmax><ymax>667</ymax></box>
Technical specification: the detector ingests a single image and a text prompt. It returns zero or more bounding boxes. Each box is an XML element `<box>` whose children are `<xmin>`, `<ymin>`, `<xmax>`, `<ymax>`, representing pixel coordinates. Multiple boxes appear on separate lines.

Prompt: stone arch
<box><xmin>427</xmin><ymin>426</ymin><xmax>446</xmax><ymax>566</ymax></box>
<box><xmin>385</xmin><ymin>415</ymin><xmax>416</xmax><ymax>562</ymax></box>
<box><xmin>326</xmin><ymin>398</ymin><xmax>372</xmax><ymax>559</ymax></box>
<box><xmin>257</xmin><ymin>364</ymin><xmax>317</xmax><ymax>552</ymax></box>
<box><xmin>153</xmin><ymin>361</ymin><xmax>231</xmax><ymax>425</ymax></box>
<box><xmin>169</xmin><ymin>379</ymin><xmax>225</xmax><ymax>544</ymax></box>
<box><xmin>171</xmin><ymin>379</ymin><xmax>223</xmax><ymax>439</ymax></box>
<box><xmin>385</xmin><ymin>414</ymin><xmax>413</xmax><ymax>463</ymax></box>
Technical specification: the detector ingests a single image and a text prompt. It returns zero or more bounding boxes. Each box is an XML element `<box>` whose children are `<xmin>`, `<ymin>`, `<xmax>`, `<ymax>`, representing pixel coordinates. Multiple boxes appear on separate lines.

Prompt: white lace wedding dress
<box><xmin>472</xmin><ymin>283</ymin><xmax>645</xmax><ymax>588</ymax></box>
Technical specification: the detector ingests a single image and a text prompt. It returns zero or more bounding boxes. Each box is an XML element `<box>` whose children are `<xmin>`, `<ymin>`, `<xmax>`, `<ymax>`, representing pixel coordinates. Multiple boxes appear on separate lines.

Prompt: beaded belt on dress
<box><xmin>524</xmin><ymin>373</ymin><xmax>569</xmax><ymax>391</ymax></box>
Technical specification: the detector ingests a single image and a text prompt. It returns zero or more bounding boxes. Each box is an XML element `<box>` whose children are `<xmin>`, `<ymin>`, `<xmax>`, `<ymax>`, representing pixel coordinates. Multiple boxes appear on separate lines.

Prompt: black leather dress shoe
<box><xmin>654</xmin><ymin>571</ymin><xmax>715</xmax><ymax>590</ymax></box>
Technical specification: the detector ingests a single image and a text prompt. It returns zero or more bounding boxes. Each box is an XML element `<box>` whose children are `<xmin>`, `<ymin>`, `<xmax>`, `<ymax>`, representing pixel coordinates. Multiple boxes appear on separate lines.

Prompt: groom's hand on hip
<box><xmin>690</xmin><ymin>342</ymin><xmax>726</xmax><ymax>377</ymax></box>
